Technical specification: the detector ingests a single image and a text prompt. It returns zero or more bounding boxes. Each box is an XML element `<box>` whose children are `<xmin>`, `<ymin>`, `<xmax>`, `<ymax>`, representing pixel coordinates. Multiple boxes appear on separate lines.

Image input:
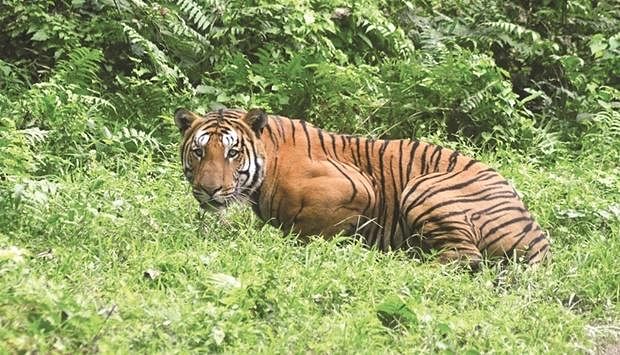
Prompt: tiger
<box><xmin>174</xmin><ymin>108</ymin><xmax>550</xmax><ymax>269</ymax></box>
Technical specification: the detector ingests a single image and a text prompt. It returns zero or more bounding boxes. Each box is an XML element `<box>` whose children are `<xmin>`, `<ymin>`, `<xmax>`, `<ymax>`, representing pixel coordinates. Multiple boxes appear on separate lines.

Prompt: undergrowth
<box><xmin>1</xmin><ymin>0</ymin><xmax>619</xmax><ymax>352</ymax></box>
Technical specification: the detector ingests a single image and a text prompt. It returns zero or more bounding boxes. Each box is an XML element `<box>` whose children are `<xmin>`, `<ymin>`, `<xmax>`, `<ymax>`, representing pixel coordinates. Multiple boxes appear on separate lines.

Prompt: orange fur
<box><xmin>175</xmin><ymin>108</ymin><xmax>550</xmax><ymax>267</ymax></box>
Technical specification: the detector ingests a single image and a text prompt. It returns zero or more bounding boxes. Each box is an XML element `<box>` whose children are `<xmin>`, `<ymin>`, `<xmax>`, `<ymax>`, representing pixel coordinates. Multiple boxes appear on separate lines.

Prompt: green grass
<box><xmin>1</xmin><ymin>146</ymin><xmax>619</xmax><ymax>353</ymax></box>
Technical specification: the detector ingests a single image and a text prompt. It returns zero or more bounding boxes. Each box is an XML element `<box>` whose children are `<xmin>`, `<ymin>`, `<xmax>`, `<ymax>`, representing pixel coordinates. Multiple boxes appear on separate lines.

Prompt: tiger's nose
<box><xmin>202</xmin><ymin>186</ymin><xmax>222</xmax><ymax>196</ymax></box>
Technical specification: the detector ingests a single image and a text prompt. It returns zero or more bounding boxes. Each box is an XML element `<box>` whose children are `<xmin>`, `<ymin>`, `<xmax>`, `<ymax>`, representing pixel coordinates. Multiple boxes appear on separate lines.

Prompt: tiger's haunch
<box><xmin>175</xmin><ymin>108</ymin><xmax>550</xmax><ymax>268</ymax></box>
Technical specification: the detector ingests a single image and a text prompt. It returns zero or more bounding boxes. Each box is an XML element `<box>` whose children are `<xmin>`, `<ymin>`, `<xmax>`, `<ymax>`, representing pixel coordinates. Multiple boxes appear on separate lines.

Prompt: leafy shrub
<box><xmin>0</xmin><ymin>1</ymin><xmax>619</xmax><ymax>353</ymax></box>
<box><xmin>378</xmin><ymin>49</ymin><xmax>523</xmax><ymax>138</ymax></box>
<box><xmin>0</xmin><ymin>117</ymin><xmax>38</xmax><ymax>179</ymax></box>
<box><xmin>0</xmin><ymin>0</ymin><xmax>617</xmax><ymax>163</ymax></box>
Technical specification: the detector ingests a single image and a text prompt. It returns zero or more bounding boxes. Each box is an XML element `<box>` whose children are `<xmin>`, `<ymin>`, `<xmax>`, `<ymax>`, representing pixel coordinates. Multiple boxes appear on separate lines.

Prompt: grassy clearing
<box><xmin>2</xmin><ymin>0</ymin><xmax>618</xmax><ymax>352</ymax></box>
<box><xmin>1</xmin><ymin>145</ymin><xmax>618</xmax><ymax>353</ymax></box>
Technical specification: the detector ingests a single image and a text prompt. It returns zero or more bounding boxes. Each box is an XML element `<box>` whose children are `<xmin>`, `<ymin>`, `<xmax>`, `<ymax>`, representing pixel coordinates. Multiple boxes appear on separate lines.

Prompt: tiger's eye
<box><xmin>228</xmin><ymin>148</ymin><xmax>240</xmax><ymax>159</ymax></box>
<box><xmin>193</xmin><ymin>147</ymin><xmax>203</xmax><ymax>157</ymax></box>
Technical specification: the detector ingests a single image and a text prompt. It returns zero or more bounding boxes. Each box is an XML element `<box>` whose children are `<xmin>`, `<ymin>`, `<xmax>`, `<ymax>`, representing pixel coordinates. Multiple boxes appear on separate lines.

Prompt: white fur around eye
<box><xmin>197</xmin><ymin>134</ymin><xmax>210</xmax><ymax>146</ymax></box>
<box><xmin>222</xmin><ymin>131</ymin><xmax>239</xmax><ymax>159</ymax></box>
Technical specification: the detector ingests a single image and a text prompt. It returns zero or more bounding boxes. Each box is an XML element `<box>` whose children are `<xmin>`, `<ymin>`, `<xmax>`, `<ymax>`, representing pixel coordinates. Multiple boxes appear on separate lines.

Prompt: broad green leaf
<box><xmin>31</xmin><ymin>29</ymin><xmax>49</xmax><ymax>41</ymax></box>
<box><xmin>590</xmin><ymin>34</ymin><xmax>608</xmax><ymax>58</ymax></box>
<box><xmin>376</xmin><ymin>295</ymin><xmax>417</xmax><ymax>329</ymax></box>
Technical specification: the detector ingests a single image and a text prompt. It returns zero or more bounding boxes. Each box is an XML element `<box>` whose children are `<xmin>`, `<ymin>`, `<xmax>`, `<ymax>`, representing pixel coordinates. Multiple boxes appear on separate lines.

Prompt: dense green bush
<box><xmin>1</xmin><ymin>0</ymin><xmax>617</xmax><ymax>149</ymax></box>
<box><xmin>0</xmin><ymin>2</ymin><xmax>618</xmax><ymax>351</ymax></box>
<box><xmin>0</xmin><ymin>0</ymin><xmax>616</xmax><ymax>217</ymax></box>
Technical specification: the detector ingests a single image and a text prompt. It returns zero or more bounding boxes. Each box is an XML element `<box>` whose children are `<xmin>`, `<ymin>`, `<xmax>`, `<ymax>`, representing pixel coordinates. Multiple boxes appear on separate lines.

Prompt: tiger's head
<box><xmin>174</xmin><ymin>108</ymin><xmax>268</xmax><ymax>209</ymax></box>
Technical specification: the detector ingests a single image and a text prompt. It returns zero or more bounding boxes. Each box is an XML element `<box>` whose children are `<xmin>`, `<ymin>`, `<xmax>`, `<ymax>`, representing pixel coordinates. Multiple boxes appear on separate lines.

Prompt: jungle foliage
<box><xmin>0</xmin><ymin>0</ymin><xmax>619</xmax><ymax>353</ymax></box>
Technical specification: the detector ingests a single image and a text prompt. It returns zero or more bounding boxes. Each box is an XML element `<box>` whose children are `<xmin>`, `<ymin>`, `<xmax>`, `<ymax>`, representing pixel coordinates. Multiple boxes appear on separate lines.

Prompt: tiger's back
<box><xmin>175</xmin><ymin>108</ymin><xmax>550</xmax><ymax>267</ymax></box>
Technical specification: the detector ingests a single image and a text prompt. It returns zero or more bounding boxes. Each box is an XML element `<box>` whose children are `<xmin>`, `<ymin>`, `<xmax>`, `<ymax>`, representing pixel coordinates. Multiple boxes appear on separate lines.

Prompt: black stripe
<box><xmin>330</xmin><ymin>133</ymin><xmax>339</xmax><ymax>159</ymax></box>
<box><xmin>359</xmin><ymin>177</ymin><xmax>373</xmax><ymax>215</ymax></box>
<box><xmin>246</xmin><ymin>136</ymin><xmax>261</xmax><ymax>188</ymax></box>
<box><xmin>366</xmin><ymin>223</ymin><xmax>380</xmax><ymax>248</ymax></box>
<box><xmin>378</xmin><ymin>147</ymin><xmax>391</xmax><ymax>250</ymax></box>
<box><xmin>290</xmin><ymin>119</ymin><xmax>296</xmax><ymax>144</ymax></box>
<box><xmin>202</xmin><ymin>122</ymin><xmax>219</xmax><ymax>131</ymax></box>
<box><xmin>365</xmin><ymin>139</ymin><xmax>373</xmax><ymax>175</ymax></box>
<box><xmin>406</xmin><ymin>141</ymin><xmax>419</xmax><ymax>179</ymax></box>
<box><xmin>484</xmin><ymin>206</ymin><xmax>527</xmax><ymax>217</ymax></box>
<box><xmin>447</xmin><ymin>151</ymin><xmax>459</xmax><ymax>172</ymax></box>
<box><xmin>402</xmin><ymin>173</ymin><xmax>455</xmax><ymax>215</ymax></box>
<box><xmin>528</xmin><ymin>234</ymin><xmax>546</xmax><ymax>250</ymax></box>
<box><xmin>480</xmin><ymin>230</ymin><xmax>511</xmax><ymax>250</ymax></box>
<box><xmin>463</xmin><ymin>159</ymin><xmax>478</xmax><ymax>171</ymax></box>
<box><xmin>411</xmin><ymin>191</ymin><xmax>518</xmax><ymax>227</ymax></box>
<box><xmin>194</xmin><ymin>131</ymin><xmax>211</xmax><ymax>144</ymax></box>
<box><xmin>267</xmin><ymin>156</ymin><xmax>280</xmax><ymax>219</ymax></box>
<box><xmin>419</xmin><ymin>144</ymin><xmax>430</xmax><ymax>175</ymax></box>
<box><xmin>318</xmin><ymin>129</ymin><xmax>328</xmax><ymax>155</ymax></box>
<box><xmin>389</xmin><ymin>157</ymin><xmax>401</xmax><ymax>250</ymax></box>
<box><xmin>265</xmin><ymin>124</ymin><xmax>278</xmax><ymax>147</ymax></box>
<box><xmin>486</xmin><ymin>180</ymin><xmax>511</xmax><ymax>187</ymax></box>
<box><xmin>485</xmin><ymin>216</ymin><xmax>532</xmax><ymax>236</ymax></box>
<box><xmin>426</xmin><ymin>234</ymin><xmax>471</xmax><ymax>246</ymax></box>
<box><xmin>470</xmin><ymin>200</ymin><xmax>512</xmax><ymax>220</ymax></box>
<box><xmin>477</xmin><ymin>204</ymin><xmax>528</xmax><ymax>231</ymax></box>
<box><xmin>377</xmin><ymin>141</ymin><xmax>390</xmax><ymax>230</ymax></box>
<box><xmin>431</xmin><ymin>146</ymin><xmax>443</xmax><ymax>173</ymax></box>
<box><xmin>419</xmin><ymin>210</ymin><xmax>471</xmax><ymax>227</ymax></box>
<box><xmin>504</xmin><ymin>221</ymin><xmax>534</xmax><ymax>255</ymax></box>
<box><xmin>250</xmin><ymin>187</ymin><xmax>262</xmax><ymax>219</ymax></box>
<box><xmin>354</xmin><ymin>137</ymin><xmax>362</xmax><ymax>166</ymax></box>
<box><xmin>482</xmin><ymin>217</ymin><xmax>532</xmax><ymax>251</ymax></box>
<box><xmin>301</xmin><ymin>120</ymin><xmax>312</xmax><ymax>159</ymax></box>
<box><xmin>326</xmin><ymin>159</ymin><xmax>357</xmax><ymax>203</ymax></box>
<box><xmin>403</xmin><ymin>168</ymin><xmax>483</xmax><ymax>215</ymax></box>
<box><xmin>274</xmin><ymin>117</ymin><xmax>286</xmax><ymax>142</ymax></box>
<box><xmin>475</xmin><ymin>170</ymin><xmax>501</xmax><ymax>182</ymax></box>
<box><xmin>248</xmin><ymin>158</ymin><xmax>262</xmax><ymax>189</ymax></box>
<box><xmin>398</xmin><ymin>140</ymin><xmax>404</xmax><ymax>191</ymax></box>
<box><xmin>527</xmin><ymin>243</ymin><xmax>549</xmax><ymax>263</ymax></box>
<box><xmin>349</xmin><ymin>138</ymin><xmax>359</xmax><ymax>166</ymax></box>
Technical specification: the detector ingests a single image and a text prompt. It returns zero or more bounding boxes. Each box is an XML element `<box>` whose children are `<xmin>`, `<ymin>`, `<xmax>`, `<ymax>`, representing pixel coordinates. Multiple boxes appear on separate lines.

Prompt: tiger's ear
<box><xmin>174</xmin><ymin>108</ymin><xmax>200</xmax><ymax>135</ymax></box>
<box><xmin>243</xmin><ymin>108</ymin><xmax>267</xmax><ymax>135</ymax></box>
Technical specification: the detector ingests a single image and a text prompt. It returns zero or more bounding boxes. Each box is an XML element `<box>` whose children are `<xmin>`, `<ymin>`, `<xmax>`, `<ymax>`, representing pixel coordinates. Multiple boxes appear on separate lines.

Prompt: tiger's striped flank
<box><xmin>175</xmin><ymin>108</ymin><xmax>550</xmax><ymax>268</ymax></box>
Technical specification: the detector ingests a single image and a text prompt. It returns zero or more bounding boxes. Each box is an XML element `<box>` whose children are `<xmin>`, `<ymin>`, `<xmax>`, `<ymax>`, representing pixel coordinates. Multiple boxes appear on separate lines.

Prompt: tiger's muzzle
<box><xmin>193</xmin><ymin>185</ymin><xmax>237</xmax><ymax>210</ymax></box>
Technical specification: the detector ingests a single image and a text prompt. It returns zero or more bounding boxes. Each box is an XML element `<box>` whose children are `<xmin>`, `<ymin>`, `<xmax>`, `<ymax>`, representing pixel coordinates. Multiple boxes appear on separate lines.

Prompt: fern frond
<box><xmin>54</xmin><ymin>48</ymin><xmax>103</xmax><ymax>86</ymax></box>
<box><xmin>170</xmin><ymin>15</ymin><xmax>209</xmax><ymax>44</ymax></box>
<box><xmin>80</xmin><ymin>94</ymin><xmax>116</xmax><ymax>113</ymax></box>
<box><xmin>18</xmin><ymin>127</ymin><xmax>48</xmax><ymax>146</ymax></box>
<box><xmin>175</xmin><ymin>0</ymin><xmax>218</xmax><ymax>33</ymax></box>
<box><xmin>460</xmin><ymin>89</ymin><xmax>486</xmax><ymax>113</ymax></box>
<box><xmin>122</xmin><ymin>23</ymin><xmax>189</xmax><ymax>84</ymax></box>
<box><xmin>482</xmin><ymin>21</ymin><xmax>542</xmax><ymax>43</ymax></box>
<box><xmin>164</xmin><ymin>14</ymin><xmax>211</xmax><ymax>56</ymax></box>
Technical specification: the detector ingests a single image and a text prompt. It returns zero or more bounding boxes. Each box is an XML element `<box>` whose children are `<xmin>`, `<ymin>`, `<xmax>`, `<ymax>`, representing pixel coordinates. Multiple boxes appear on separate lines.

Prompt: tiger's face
<box><xmin>174</xmin><ymin>108</ymin><xmax>267</xmax><ymax>209</ymax></box>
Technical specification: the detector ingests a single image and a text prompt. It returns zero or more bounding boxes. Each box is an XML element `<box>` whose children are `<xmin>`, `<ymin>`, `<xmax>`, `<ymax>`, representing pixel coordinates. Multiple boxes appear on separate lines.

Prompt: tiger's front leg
<box><xmin>265</xmin><ymin>159</ymin><xmax>376</xmax><ymax>239</ymax></box>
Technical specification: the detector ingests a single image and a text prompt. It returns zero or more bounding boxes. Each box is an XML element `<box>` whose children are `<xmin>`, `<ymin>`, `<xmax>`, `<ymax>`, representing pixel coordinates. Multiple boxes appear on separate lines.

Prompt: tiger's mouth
<box><xmin>193</xmin><ymin>183</ymin><xmax>248</xmax><ymax>211</ymax></box>
<box><xmin>198</xmin><ymin>192</ymin><xmax>238</xmax><ymax>210</ymax></box>
<box><xmin>199</xmin><ymin>198</ymin><xmax>230</xmax><ymax>210</ymax></box>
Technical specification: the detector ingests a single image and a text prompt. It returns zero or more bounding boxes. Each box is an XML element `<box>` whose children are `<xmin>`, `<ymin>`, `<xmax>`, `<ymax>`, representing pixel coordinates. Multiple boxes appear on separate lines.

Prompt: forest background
<box><xmin>0</xmin><ymin>0</ymin><xmax>619</xmax><ymax>352</ymax></box>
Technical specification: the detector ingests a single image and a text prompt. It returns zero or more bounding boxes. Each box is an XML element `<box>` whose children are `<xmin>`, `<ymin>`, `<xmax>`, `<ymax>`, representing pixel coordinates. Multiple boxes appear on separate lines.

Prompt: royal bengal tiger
<box><xmin>174</xmin><ymin>108</ymin><xmax>550</xmax><ymax>268</ymax></box>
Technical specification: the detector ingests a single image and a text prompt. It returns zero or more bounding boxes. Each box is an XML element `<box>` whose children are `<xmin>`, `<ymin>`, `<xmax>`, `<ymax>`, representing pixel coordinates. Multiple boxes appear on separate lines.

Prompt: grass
<box><xmin>1</xmin><ymin>143</ymin><xmax>619</xmax><ymax>353</ymax></box>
